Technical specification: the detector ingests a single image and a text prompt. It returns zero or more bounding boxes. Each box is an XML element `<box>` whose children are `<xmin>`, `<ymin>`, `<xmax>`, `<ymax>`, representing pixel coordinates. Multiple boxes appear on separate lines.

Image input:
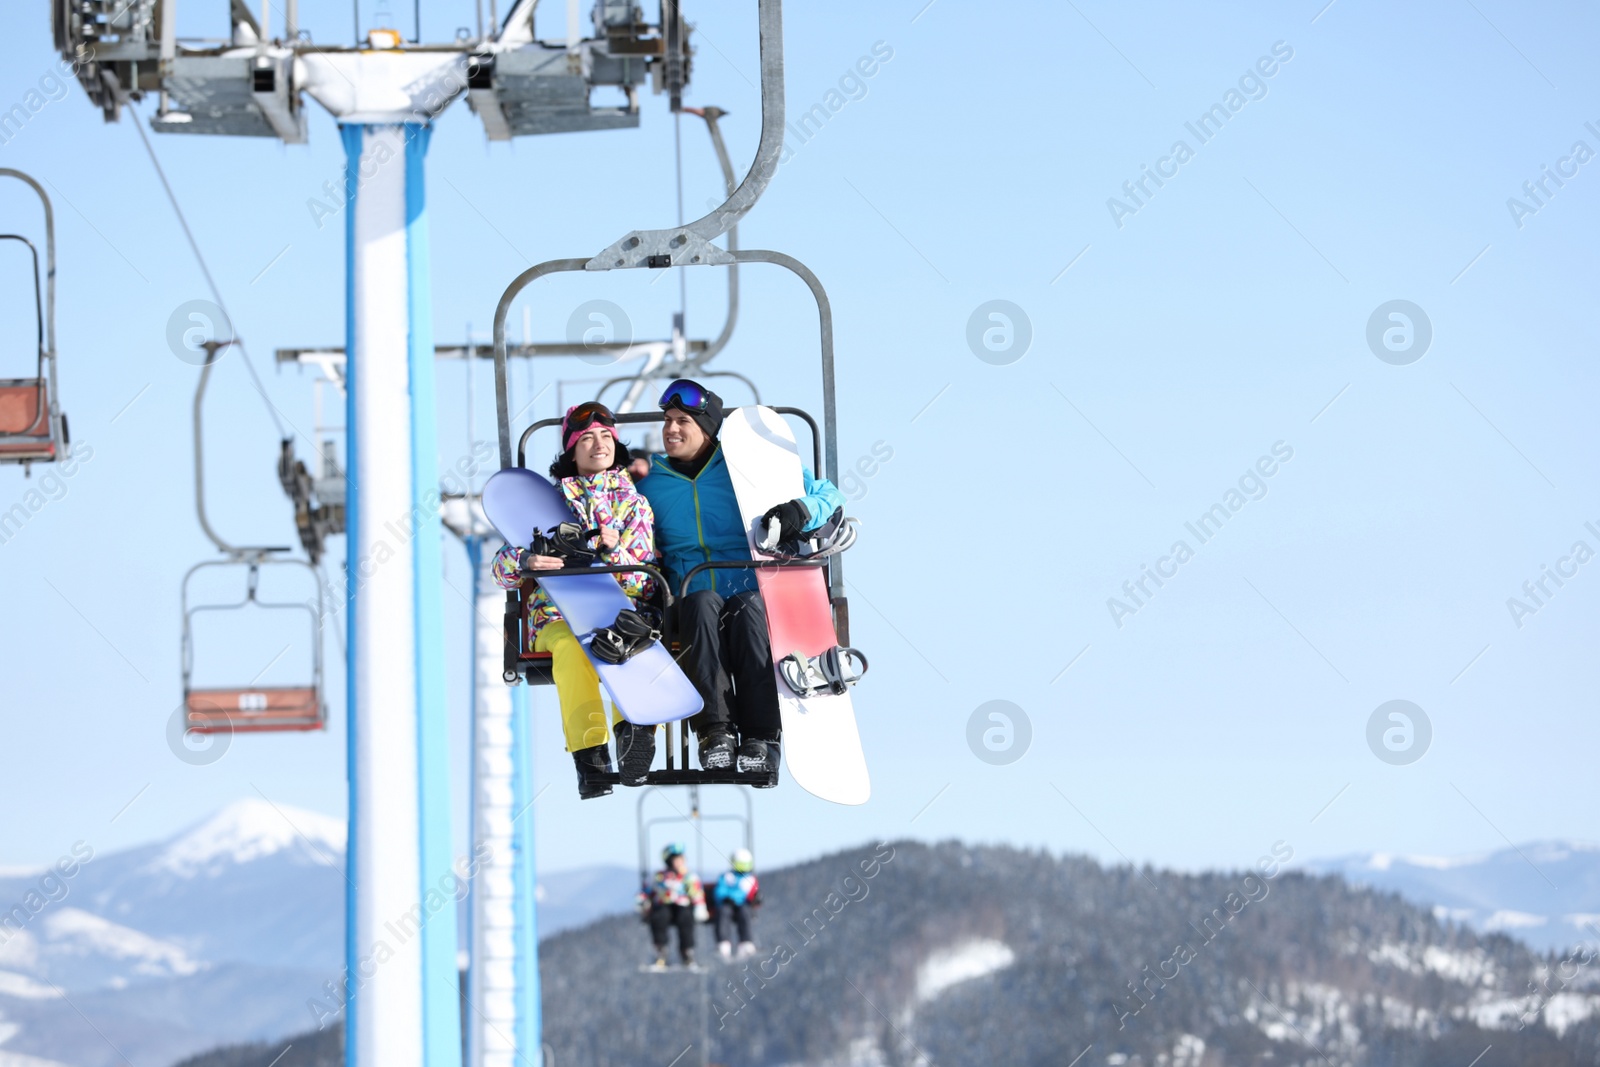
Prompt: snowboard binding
<box><xmin>757</xmin><ymin>506</ymin><xmax>856</xmax><ymax>561</ymax></box>
<box><xmin>523</xmin><ymin>521</ymin><xmax>602</xmax><ymax>569</ymax></box>
<box><xmin>778</xmin><ymin>645</ymin><xmax>869</xmax><ymax>698</ymax></box>
<box><xmin>589</xmin><ymin>608</ymin><xmax>662</xmax><ymax>665</ymax></box>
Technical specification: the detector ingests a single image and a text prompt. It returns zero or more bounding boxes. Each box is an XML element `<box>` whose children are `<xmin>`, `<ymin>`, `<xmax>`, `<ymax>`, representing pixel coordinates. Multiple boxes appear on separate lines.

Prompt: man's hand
<box><xmin>628</xmin><ymin>457</ymin><xmax>651</xmax><ymax>480</ymax></box>
<box><xmin>597</xmin><ymin>527</ymin><xmax>620</xmax><ymax>552</ymax></box>
<box><xmin>761</xmin><ymin>499</ymin><xmax>809</xmax><ymax>543</ymax></box>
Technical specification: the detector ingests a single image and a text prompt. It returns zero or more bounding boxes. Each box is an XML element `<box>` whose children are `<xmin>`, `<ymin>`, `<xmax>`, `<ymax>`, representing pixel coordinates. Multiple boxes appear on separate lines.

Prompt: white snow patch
<box><xmin>1170</xmin><ymin>1034</ymin><xmax>1206</xmax><ymax>1066</ymax></box>
<box><xmin>0</xmin><ymin>972</ymin><xmax>58</xmax><ymax>1000</ymax></box>
<box><xmin>1362</xmin><ymin>850</ymin><xmax>1487</xmax><ymax>871</ymax></box>
<box><xmin>1484</xmin><ymin>910</ymin><xmax>1548</xmax><ymax>931</ymax></box>
<box><xmin>0</xmin><ymin>931</ymin><xmax>38</xmax><ymax>971</ymax></box>
<box><xmin>1470</xmin><ymin>997</ymin><xmax>1533</xmax><ymax>1030</ymax></box>
<box><xmin>40</xmin><ymin>908</ymin><xmax>203</xmax><ymax>977</ymax></box>
<box><xmin>153</xmin><ymin>798</ymin><xmax>344</xmax><ymax>877</ymax></box>
<box><xmin>1422</xmin><ymin>945</ymin><xmax>1492</xmax><ymax>984</ymax></box>
<box><xmin>1542</xmin><ymin>993</ymin><xmax>1600</xmax><ymax>1036</ymax></box>
<box><xmin>1368</xmin><ymin>942</ymin><xmax>1422</xmax><ymax>974</ymax></box>
<box><xmin>915</xmin><ymin>939</ymin><xmax>1015</xmax><ymax>1002</ymax></box>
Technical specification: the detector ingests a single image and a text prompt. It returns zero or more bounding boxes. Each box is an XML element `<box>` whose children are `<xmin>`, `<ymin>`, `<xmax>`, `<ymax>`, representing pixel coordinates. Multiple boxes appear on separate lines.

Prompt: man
<box><xmin>712</xmin><ymin>847</ymin><xmax>762</xmax><ymax>959</ymax></box>
<box><xmin>638</xmin><ymin>379</ymin><xmax>845</xmax><ymax>782</ymax></box>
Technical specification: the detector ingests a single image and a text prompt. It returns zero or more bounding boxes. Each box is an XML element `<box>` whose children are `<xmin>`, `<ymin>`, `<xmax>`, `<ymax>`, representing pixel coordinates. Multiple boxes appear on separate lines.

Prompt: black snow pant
<box><xmin>672</xmin><ymin>589</ymin><xmax>781</xmax><ymax>741</ymax></box>
<box><xmin>715</xmin><ymin>902</ymin><xmax>754</xmax><ymax>945</ymax></box>
<box><xmin>649</xmin><ymin>903</ymin><xmax>696</xmax><ymax>958</ymax></box>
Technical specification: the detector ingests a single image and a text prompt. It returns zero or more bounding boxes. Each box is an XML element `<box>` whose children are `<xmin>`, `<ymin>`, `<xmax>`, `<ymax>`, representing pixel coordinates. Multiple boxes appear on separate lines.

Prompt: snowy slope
<box><xmin>1306</xmin><ymin>840</ymin><xmax>1600</xmax><ymax>953</ymax></box>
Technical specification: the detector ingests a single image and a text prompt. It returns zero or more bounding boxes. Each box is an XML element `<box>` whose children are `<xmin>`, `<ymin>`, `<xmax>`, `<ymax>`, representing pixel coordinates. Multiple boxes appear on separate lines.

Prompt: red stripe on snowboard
<box><xmin>755</xmin><ymin>566</ymin><xmax>836</xmax><ymax>657</ymax></box>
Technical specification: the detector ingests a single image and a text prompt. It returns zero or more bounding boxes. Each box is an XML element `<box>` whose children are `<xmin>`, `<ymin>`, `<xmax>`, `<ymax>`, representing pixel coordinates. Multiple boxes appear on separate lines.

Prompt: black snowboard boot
<box><xmin>614</xmin><ymin>721</ymin><xmax>656</xmax><ymax>786</ymax></box>
<box><xmin>698</xmin><ymin>727</ymin><xmax>736</xmax><ymax>770</ymax></box>
<box><xmin>739</xmin><ymin>738</ymin><xmax>780</xmax><ymax>788</ymax></box>
<box><xmin>572</xmin><ymin>745</ymin><xmax>614</xmax><ymax>800</ymax></box>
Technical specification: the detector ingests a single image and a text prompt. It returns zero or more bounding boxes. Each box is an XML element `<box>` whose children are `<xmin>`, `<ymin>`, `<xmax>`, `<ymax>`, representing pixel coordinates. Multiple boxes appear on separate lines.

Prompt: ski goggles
<box><xmin>562</xmin><ymin>402</ymin><xmax>618</xmax><ymax>450</ymax></box>
<box><xmin>657</xmin><ymin>379</ymin><xmax>712</xmax><ymax>415</ymax></box>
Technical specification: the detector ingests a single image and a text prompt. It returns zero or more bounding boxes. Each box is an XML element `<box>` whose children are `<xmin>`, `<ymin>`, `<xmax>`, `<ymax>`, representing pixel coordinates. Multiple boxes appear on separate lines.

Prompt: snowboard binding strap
<box><xmin>525</xmin><ymin>521</ymin><xmax>602</xmax><ymax>569</ymax></box>
<box><xmin>589</xmin><ymin>609</ymin><xmax>662</xmax><ymax>665</ymax></box>
<box><xmin>778</xmin><ymin>645</ymin><xmax>868</xmax><ymax>698</ymax></box>
<box><xmin>757</xmin><ymin>506</ymin><xmax>857</xmax><ymax>561</ymax></box>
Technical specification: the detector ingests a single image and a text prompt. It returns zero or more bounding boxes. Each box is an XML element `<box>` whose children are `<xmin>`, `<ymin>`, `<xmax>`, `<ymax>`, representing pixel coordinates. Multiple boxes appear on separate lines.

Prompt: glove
<box><xmin>761</xmin><ymin>499</ymin><xmax>809</xmax><ymax>543</ymax></box>
<box><xmin>694</xmin><ymin>903</ymin><xmax>710</xmax><ymax>923</ymax></box>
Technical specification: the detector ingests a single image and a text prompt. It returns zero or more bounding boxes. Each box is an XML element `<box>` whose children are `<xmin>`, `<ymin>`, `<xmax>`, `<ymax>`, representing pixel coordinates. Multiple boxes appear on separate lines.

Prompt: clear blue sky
<box><xmin>2</xmin><ymin>0</ymin><xmax>1596</xmax><ymax>884</ymax></box>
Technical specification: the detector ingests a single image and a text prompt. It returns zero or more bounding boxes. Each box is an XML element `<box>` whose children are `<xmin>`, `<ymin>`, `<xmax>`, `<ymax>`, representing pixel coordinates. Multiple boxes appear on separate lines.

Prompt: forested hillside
<box><xmin>177</xmin><ymin>839</ymin><xmax>1600</xmax><ymax>1067</ymax></box>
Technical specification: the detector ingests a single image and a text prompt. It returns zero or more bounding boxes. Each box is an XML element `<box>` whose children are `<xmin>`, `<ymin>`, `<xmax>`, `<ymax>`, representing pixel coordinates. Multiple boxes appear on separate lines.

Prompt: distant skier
<box><xmin>639</xmin><ymin>843</ymin><xmax>707</xmax><ymax>968</ymax></box>
<box><xmin>712</xmin><ymin>847</ymin><xmax>762</xmax><ymax>959</ymax></box>
<box><xmin>636</xmin><ymin>380</ymin><xmax>845</xmax><ymax>781</ymax></box>
<box><xmin>492</xmin><ymin>401</ymin><xmax>660</xmax><ymax>799</ymax></box>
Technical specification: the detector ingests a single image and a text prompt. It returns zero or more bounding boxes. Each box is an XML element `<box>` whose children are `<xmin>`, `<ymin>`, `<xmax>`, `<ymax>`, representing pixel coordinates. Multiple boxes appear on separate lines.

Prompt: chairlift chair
<box><xmin>181</xmin><ymin>555</ymin><xmax>326</xmax><ymax>733</ymax></box>
<box><xmin>497</xmin><ymin>408</ymin><xmax>845</xmax><ymax>788</ymax></box>
<box><xmin>0</xmin><ymin>170</ymin><xmax>68</xmax><ymax>469</ymax></box>
<box><xmin>488</xmin><ymin>0</ymin><xmax>853</xmax><ymax>787</ymax></box>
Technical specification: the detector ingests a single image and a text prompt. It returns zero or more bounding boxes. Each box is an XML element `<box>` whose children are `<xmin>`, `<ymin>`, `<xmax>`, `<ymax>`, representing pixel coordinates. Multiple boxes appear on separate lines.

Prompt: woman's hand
<box><xmin>525</xmin><ymin>554</ymin><xmax>566</xmax><ymax>571</ymax></box>
<box><xmin>628</xmin><ymin>457</ymin><xmax>651</xmax><ymax>481</ymax></box>
<box><xmin>598</xmin><ymin>528</ymin><xmax>620</xmax><ymax>551</ymax></box>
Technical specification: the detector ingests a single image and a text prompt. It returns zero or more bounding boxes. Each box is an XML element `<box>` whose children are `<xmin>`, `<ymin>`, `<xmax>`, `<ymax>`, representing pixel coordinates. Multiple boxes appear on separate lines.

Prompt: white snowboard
<box><xmin>720</xmin><ymin>405</ymin><xmax>870</xmax><ymax>806</ymax></box>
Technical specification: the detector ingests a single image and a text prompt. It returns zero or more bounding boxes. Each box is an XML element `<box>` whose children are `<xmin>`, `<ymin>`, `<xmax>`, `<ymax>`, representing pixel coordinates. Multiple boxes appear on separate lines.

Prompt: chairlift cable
<box><xmin>131</xmin><ymin>109</ymin><xmax>292</xmax><ymax>442</ymax></box>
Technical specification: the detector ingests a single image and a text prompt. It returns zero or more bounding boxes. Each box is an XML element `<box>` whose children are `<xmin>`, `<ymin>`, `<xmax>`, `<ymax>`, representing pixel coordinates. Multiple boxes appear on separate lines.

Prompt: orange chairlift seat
<box><xmin>0</xmin><ymin>169</ymin><xmax>68</xmax><ymax>468</ymax></box>
<box><xmin>181</xmin><ymin>555</ymin><xmax>326</xmax><ymax>734</ymax></box>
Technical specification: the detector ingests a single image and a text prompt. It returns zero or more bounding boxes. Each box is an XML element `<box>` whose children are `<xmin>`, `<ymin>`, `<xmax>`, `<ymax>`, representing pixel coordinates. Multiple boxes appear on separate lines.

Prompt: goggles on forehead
<box><xmin>657</xmin><ymin>379</ymin><xmax>711</xmax><ymax>415</ymax></box>
<box><xmin>563</xmin><ymin>402</ymin><xmax>617</xmax><ymax>449</ymax></box>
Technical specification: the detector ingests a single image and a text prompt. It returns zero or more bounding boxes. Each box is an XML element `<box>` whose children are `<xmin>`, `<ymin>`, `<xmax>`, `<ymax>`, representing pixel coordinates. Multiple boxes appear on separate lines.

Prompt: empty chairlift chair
<box><xmin>0</xmin><ymin>170</ymin><xmax>68</xmax><ymax>468</ymax></box>
<box><xmin>181</xmin><ymin>556</ymin><xmax>326</xmax><ymax>733</ymax></box>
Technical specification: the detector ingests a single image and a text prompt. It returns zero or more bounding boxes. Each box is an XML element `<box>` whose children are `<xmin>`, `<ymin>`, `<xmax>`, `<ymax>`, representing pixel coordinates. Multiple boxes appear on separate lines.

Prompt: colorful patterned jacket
<box><xmin>641</xmin><ymin>869</ymin><xmax>706</xmax><ymax>910</ymax></box>
<box><xmin>491</xmin><ymin>469</ymin><xmax>658</xmax><ymax>643</ymax></box>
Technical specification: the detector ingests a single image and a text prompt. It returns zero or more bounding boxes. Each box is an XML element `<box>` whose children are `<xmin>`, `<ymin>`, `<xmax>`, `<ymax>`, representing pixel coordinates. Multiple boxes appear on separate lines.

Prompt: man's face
<box><xmin>661</xmin><ymin>409</ymin><xmax>708</xmax><ymax>461</ymax></box>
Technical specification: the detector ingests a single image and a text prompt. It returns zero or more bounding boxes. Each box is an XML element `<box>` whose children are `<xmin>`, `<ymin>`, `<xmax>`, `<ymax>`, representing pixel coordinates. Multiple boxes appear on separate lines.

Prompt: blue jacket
<box><xmin>713</xmin><ymin>871</ymin><xmax>760</xmax><ymax>907</ymax></box>
<box><xmin>638</xmin><ymin>445</ymin><xmax>845</xmax><ymax>597</ymax></box>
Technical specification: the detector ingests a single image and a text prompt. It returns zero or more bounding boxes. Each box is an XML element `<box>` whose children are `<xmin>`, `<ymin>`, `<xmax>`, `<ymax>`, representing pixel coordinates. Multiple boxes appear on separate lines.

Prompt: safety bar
<box><xmin>513</xmin><ymin>561</ymin><xmax>676</xmax><ymax>609</ymax></box>
<box><xmin>516</xmin><ymin>405</ymin><xmax>821</xmax><ymax>476</ymax></box>
<box><xmin>677</xmin><ymin>557</ymin><xmax>825</xmax><ymax>600</ymax></box>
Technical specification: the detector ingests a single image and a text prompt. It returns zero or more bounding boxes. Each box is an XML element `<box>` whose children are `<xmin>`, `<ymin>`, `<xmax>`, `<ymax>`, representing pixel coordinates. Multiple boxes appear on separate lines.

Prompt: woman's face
<box><xmin>573</xmin><ymin>426</ymin><xmax>615</xmax><ymax>476</ymax></box>
<box><xmin>669</xmin><ymin>855</ymin><xmax>687</xmax><ymax>876</ymax></box>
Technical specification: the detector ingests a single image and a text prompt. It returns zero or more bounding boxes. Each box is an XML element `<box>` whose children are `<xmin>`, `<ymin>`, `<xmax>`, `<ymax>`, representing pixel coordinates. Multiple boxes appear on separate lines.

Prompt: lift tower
<box><xmin>55</xmin><ymin>3</ymin><xmax>689</xmax><ymax>1065</ymax></box>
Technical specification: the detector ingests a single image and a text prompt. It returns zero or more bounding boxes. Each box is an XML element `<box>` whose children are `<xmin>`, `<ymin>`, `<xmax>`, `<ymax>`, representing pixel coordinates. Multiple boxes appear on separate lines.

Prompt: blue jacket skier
<box><xmin>712</xmin><ymin>847</ymin><xmax>761</xmax><ymax>959</ymax></box>
<box><xmin>637</xmin><ymin>380</ymin><xmax>845</xmax><ymax>781</ymax></box>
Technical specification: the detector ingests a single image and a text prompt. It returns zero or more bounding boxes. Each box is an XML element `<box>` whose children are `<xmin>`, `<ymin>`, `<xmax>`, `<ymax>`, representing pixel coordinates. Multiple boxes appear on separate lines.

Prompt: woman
<box><xmin>637</xmin><ymin>842</ymin><xmax>706</xmax><ymax>969</ymax></box>
<box><xmin>492</xmin><ymin>401</ymin><xmax>659</xmax><ymax>799</ymax></box>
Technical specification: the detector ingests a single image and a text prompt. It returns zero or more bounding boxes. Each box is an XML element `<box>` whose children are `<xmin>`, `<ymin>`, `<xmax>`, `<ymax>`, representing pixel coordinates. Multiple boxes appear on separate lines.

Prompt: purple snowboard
<box><xmin>481</xmin><ymin>467</ymin><xmax>702</xmax><ymax>727</ymax></box>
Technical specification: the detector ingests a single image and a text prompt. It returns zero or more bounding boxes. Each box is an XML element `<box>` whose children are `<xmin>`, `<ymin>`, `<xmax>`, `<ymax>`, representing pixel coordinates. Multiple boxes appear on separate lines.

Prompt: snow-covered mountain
<box><xmin>0</xmin><ymin>801</ymin><xmax>642</xmax><ymax>1067</ymax></box>
<box><xmin>1306</xmin><ymin>840</ymin><xmax>1600</xmax><ymax>953</ymax></box>
<box><xmin>0</xmin><ymin>799</ymin><xmax>343</xmax><ymax>1067</ymax></box>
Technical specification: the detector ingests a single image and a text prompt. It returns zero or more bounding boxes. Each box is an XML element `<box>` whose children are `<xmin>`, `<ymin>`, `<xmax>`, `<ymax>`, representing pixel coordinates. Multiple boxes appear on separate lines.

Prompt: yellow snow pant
<box><xmin>535</xmin><ymin>621</ymin><xmax>621</xmax><ymax>753</ymax></box>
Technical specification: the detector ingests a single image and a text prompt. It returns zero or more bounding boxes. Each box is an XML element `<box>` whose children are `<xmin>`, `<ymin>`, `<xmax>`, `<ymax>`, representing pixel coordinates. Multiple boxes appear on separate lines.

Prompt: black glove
<box><xmin>761</xmin><ymin>499</ymin><xmax>809</xmax><ymax>543</ymax></box>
